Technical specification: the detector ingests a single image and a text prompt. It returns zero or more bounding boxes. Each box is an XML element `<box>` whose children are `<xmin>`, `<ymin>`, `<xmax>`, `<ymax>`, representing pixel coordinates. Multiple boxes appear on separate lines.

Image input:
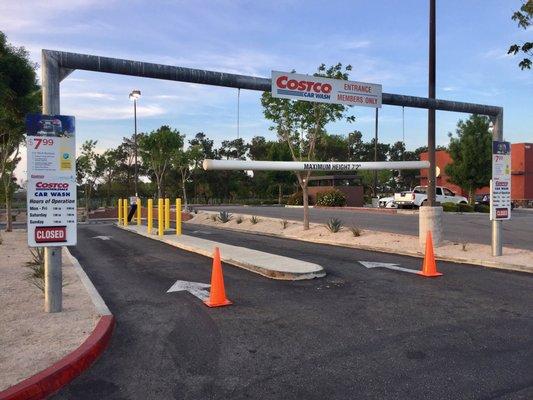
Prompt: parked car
<box><xmin>394</xmin><ymin>186</ymin><xmax>468</xmax><ymax>208</ymax></box>
<box><xmin>475</xmin><ymin>193</ymin><xmax>516</xmax><ymax>210</ymax></box>
<box><xmin>475</xmin><ymin>194</ymin><xmax>490</xmax><ymax>206</ymax></box>
<box><xmin>378</xmin><ymin>196</ymin><xmax>397</xmax><ymax>208</ymax></box>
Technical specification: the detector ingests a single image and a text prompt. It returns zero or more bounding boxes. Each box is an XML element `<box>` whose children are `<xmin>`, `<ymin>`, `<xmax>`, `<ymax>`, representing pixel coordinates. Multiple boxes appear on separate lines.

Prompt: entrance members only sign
<box><xmin>271</xmin><ymin>71</ymin><xmax>382</xmax><ymax>108</ymax></box>
<box><xmin>25</xmin><ymin>114</ymin><xmax>77</xmax><ymax>247</ymax></box>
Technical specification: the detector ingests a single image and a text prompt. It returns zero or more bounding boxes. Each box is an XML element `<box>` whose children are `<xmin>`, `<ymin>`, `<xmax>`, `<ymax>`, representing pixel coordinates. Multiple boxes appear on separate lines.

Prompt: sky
<box><xmin>1</xmin><ymin>0</ymin><xmax>532</xmax><ymax>180</ymax></box>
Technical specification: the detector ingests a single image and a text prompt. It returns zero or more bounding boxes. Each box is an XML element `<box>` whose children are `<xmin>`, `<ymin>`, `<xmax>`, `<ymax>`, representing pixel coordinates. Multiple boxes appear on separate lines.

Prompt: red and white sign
<box><xmin>26</xmin><ymin>114</ymin><xmax>77</xmax><ymax>247</ymax></box>
<box><xmin>490</xmin><ymin>141</ymin><xmax>511</xmax><ymax>221</ymax></box>
<box><xmin>271</xmin><ymin>71</ymin><xmax>382</xmax><ymax>108</ymax></box>
<box><xmin>35</xmin><ymin>226</ymin><xmax>67</xmax><ymax>243</ymax></box>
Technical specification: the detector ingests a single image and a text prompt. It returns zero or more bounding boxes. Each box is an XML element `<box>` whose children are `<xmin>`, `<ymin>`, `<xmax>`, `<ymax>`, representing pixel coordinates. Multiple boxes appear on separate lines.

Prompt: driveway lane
<box><xmin>51</xmin><ymin>223</ymin><xmax>533</xmax><ymax>399</ymax></box>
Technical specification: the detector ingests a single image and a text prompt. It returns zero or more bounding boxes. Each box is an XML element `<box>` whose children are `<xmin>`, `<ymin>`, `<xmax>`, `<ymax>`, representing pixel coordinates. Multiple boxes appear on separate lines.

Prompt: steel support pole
<box><xmin>427</xmin><ymin>0</ymin><xmax>437</xmax><ymax>206</ymax></box>
<box><xmin>491</xmin><ymin>111</ymin><xmax>503</xmax><ymax>256</ymax></box>
<box><xmin>373</xmin><ymin>108</ymin><xmax>379</xmax><ymax>195</ymax></box>
<box><xmin>42</xmin><ymin>51</ymin><xmax>62</xmax><ymax>313</ymax></box>
<box><xmin>133</xmin><ymin>99</ymin><xmax>138</xmax><ymax>197</ymax></box>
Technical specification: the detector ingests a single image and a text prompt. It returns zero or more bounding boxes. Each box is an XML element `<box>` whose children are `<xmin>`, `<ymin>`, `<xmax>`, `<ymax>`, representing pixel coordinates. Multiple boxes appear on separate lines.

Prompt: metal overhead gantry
<box><xmin>41</xmin><ymin>49</ymin><xmax>505</xmax><ymax>311</ymax></box>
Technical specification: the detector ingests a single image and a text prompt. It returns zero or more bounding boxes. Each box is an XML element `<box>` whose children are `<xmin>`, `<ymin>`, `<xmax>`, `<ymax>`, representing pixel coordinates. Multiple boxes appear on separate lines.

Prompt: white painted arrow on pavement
<box><xmin>167</xmin><ymin>280</ymin><xmax>211</xmax><ymax>301</ymax></box>
<box><xmin>92</xmin><ymin>235</ymin><xmax>112</xmax><ymax>240</ymax></box>
<box><xmin>359</xmin><ymin>261</ymin><xmax>419</xmax><ymax>274</ymax></box>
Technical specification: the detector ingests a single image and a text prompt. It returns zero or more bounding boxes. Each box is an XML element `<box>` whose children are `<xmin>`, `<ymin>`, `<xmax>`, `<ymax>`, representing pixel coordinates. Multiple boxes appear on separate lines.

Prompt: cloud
<box><xmin>62</xmin><ymin>92</ymin><xmax>116</xmax><ymax>100</ymax></box>
<box><xmin>482</xmin><ymin>48</ymin><xmax>512</xmax><ymax>59</ymax></box>
<box><xmin>338</xmin><ymin>40</ymin><xmax>372</xmax><ymax>50</ymax></box>
<box><xmin>68</xmin><ymin>104</ymin><xmax>166</xmax><ymax>120</ymax></box>
<box><xmin>0</xmin><ymin>0</ymin><xmax>114</xmax><ymax>33</ymax></box>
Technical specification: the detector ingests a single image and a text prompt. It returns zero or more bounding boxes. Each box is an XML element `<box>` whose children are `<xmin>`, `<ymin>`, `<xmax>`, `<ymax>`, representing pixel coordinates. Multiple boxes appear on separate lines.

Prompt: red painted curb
<box><xmin>0</xmin><ymin>314</ymin><xmax>115</xmax><ymax>400</ymax></box>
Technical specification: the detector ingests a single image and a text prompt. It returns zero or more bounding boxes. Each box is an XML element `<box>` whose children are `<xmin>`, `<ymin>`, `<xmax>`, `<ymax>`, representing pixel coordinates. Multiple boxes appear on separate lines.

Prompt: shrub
<box><xmin>350</xmin><ymin>226</ymin><xmax>361</xmax><ymax>237</ymax></box>
<box><xmin>316</xmin><ymin>189</ymin><xmax>347</xmax><ymax>207</ymax></box>
<box><xmin>236</xmin><ymin>216</ymin><xmax>243</xmax><ymax>224</ymax></box>
<box><xmin>474</xmin><ymin>204</ymin><xmax>490</xmax><ymax>213</ymax></box>
<box><xmin>326</xmin><ymin>217</ymin><xmax>343</xmax><ymax>233</ymax></box>
<box><xmin>250</xmin><ymin>215</ymin><xmax>260</xmax><ymax>224</ymax></box>
<box><xmin>210</xmin><ymin>214</ymin><xmax>217</xmax><ymax>221</ymax></box>
<box><xmin>457</xmin><ymin>203</ymin><xmax>474</xmax><ymax>213</ymax></box>
<box><xmin>218</xmin><ymin>210</ymin><xmax>232</xmax><ymax>223</ymax></box>
<box><xmin>287</xmin><ymin>191</ymin><xmax>310</xmax><ymax>206</ymax></box>
<box><xmin>24</xmin><ymin>248</ymin><xmax>45</xmax><ymax>292</ymax></box>
<box><xmin>281</xmin><ymin>219</ymin><xmax>289</xmax><ymax>229</ymax></box>
<box><xmin>442</xmin><ymin>202</ymin><xmax>458</xmax><ymax>212</ymax></box>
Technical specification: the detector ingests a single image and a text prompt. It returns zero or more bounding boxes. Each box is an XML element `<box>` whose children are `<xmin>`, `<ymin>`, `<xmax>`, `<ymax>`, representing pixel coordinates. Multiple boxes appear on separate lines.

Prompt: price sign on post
<box><xmin>490</xmin><ymin>141</ymin><xmax>512</xmax><ymax>221</ymax></box>
<box><xmin>25</xmin><ymin>114</ymin><xmax>77</xmax><ymax>247</ymax></box>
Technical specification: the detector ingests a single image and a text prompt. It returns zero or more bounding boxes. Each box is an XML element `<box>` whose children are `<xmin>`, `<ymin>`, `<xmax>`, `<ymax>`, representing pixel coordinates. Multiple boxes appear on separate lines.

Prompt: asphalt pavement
<box><xmin>52</xmin><ymin>223</ymin><xmax>533</xmax><ymax>400</ymax></box>
<box><xmin>195</xmin><ymin>205</ymin><xmax>533</xmax><ymax>250</ymax></box>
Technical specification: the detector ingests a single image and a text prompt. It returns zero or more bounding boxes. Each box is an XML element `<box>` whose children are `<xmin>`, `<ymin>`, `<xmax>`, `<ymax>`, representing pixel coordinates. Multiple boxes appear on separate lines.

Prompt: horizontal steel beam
<box><xmin>203</xmin><ymin>159</ymin><xmax>430</xmax><ymax>171</ymax></box>
<box><xmin>43</xmin><ymin>49</ymin><xmax>502</xmax><ymax>116</ymax></box>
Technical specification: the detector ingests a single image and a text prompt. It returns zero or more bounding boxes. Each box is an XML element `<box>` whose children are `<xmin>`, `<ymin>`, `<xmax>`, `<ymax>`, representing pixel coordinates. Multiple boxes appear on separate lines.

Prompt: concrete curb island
<box><xmin>187</xmin><ymin>215</ymin><xmax>533</xmax><ymax>275</ymax></box>
<box><xmin>117</xmin><ymin>224</ymin><xmax>326</xmax><ymax>280</ymax></box>
<box><xmin>0</xmin><ymin>250</ymin><xmax>114</xmax><ymax>400</ymax></box>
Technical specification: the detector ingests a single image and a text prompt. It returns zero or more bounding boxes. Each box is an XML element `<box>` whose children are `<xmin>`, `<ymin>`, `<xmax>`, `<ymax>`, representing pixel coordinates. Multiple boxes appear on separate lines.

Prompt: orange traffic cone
<box><xmin>418</xmin><ymin>231</ymin><xmax>443</xmax><ymax>277</ymax></box>
<box><xmin>204</xmin><ymin>247</ymin><xmax>232</xmax><ymax>307</ymax></box>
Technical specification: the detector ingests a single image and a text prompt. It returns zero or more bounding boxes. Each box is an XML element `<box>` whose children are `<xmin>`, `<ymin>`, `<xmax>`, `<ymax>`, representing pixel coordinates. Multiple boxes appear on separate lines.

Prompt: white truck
<box><xmin>394</xmin><ymin>186</ymin><xmax>468</xmax><ymax>208</ymax></box>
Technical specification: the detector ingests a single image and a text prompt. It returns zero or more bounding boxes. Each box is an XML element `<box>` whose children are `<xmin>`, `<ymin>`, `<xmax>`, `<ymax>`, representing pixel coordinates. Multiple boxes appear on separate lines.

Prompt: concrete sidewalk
<box><xmin>118</xmin><ymin>224</ymin><xmax>325</xmax><ymax>280</ymax></box>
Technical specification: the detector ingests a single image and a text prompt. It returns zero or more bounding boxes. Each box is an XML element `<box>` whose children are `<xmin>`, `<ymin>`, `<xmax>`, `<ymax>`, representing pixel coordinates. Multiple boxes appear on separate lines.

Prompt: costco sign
<box><xmin>271</xmin><ymin>71</ymin><xmax>382</xmax><ymax>108</ymax></box>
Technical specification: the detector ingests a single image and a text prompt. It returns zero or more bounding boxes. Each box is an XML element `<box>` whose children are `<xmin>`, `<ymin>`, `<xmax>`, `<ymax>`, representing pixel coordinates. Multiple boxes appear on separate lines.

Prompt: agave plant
<box><xmin>250</xmin><ymin>215</ymin><xmax>260</xmax><ymax>224</ymax></box>
<box><xmin>326</xmin><ymin>217</ymin><xmax>343</xmax><ymax>233</ymax></box>
<box><xmin>218</xmin><ymin>210</ymin><xmax>232</xmax><ymax>223</ymax></box>
<box><xmin>350</xmin><ymin>226</ymin><xmax>361</xmax><ymax>237</ymax></box>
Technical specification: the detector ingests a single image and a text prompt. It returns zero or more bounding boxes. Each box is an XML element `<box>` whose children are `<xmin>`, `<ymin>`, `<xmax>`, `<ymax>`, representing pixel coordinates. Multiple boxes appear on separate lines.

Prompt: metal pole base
<box><xmin>44</xmin><ymin>246</ymin><xmax>62</xmax><ymax>312</ymax></box>
<box><xmin>491</xmin><ymin>220</ymin><xmax>502</xmax><ymax>256</ymax></box>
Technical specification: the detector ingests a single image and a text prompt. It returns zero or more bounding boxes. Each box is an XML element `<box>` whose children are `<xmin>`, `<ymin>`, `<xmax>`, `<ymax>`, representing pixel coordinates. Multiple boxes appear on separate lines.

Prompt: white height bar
<box><xmin>203</xmin><ymin>159</ymin><xmax>430</xmax><ymax>171</ymax></box>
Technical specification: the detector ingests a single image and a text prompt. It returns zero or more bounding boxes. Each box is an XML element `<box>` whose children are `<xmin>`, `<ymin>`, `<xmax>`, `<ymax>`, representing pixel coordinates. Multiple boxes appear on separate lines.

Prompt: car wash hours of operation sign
<box><xmin>26</xmin><ymin>114</ymin><xmax>77</xmax><ymax>247</ymax></box>
<box><xmin>490</xmin><ymin>141</ymin><xmax>512</xmax><ymax>221</ymax></box>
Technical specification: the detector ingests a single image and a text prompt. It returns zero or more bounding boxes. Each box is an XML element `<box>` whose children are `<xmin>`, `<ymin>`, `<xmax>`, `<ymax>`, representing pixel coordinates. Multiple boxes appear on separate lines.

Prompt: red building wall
<box><xmin>511</xmin><ymin>143</ymin><xmax>533</xmax><ymax>201</ymax></box>
<box><xmin>419</xmin><ymin>144</ymin><xmax>533</xmax><ymax>202</ymax></box>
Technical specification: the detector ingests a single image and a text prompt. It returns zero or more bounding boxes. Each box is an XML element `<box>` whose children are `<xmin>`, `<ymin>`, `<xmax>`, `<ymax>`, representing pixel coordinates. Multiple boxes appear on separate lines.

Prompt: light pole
<box><xmin>427</xmin><ymin>0</ymin><xmax>436</xmax><ymax>206</ymax></box>
<box><xmin>129</xmin><ymin>89</ymin><xmax>141</xmax><ymax>196</ymax></box>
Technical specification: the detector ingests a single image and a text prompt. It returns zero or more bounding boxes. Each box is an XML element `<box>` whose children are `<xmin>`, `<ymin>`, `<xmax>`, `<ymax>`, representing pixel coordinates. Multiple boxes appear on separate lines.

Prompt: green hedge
<box><xmin>458</xmin><ymin>203</ymin><xmax>474</xmax><ymax>212</ymax></box>
<box><xmin>442</xmin><ymin>202</ymin><xmax>458</xmax><ymax>212</ymax></box>
<box><xmin>442</xmin><ymin>202</ymin><xmax>475</xmax><ymax>212</ymax></box>
<box><xmin>287</xmin><ymin>191</ymin><xmax>310</xmax><ymax>205</ymax></box>
<box><xmin>474</xmin><ymin>204</ymin><xmax>490</xmax><ymax>213</ymax></box>
<box><xmin>316</xmin><ymin>189</ymin><xmax>347</xmax><ymax>207</ymax></box>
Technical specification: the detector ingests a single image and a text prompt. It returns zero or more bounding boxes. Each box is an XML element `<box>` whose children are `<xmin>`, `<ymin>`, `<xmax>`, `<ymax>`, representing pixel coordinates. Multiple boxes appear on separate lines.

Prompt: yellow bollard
<box><xmin>165</xmin><ymin>198</ymin><xmax>170</xmax><ymax>230</ymax></box>
<box><xmin>158</xmin><ymin>198</ymin><xmax>164</xmax><ymax>236</ymax></box>
<box><xmin>136</xmin><ymin>197</ymin><xmax>141</xmax><ymax>226</ymax></box>
<box><xmin>176</xmin><ymin>198</ymin><xmax>182</xmax><ymax>235</ymax></box>
<box><xmin>118</xmin><ymin>198</ymin><xmax>123</xmax><ymax>225</ymax></box>
<box><xmin>123</xmin><ymin>198</ymin><xmax>129</xmax><ymax>226</ymax></box>
<box><xmin>147</xmin><ymin>199</ymin><xmax>153</xmax><ymax>234</ymax></box>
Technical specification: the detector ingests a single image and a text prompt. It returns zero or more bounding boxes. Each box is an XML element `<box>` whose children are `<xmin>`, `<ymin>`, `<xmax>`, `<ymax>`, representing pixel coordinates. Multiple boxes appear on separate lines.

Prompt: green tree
<box><xmin>261</xmin><ymin>63</ymin><xmax>355</xmax><ymax>229</ymax></box>
<box><xmin>508</xmin><ymin>1</ymin><xmax>533</xmax><ymax>70</ymax></box>
<box><xmin>76</xmin><ymin>140</ymin><xmax>104</xmax><ymax>213</ymax></box>
<box><xmin>171</xmin><ymin>143</ymin><xmax>200</xmax><ymax>208</ymax></box>
<box><xmin>0</xmin><ymin>32</ymin><xmax>40</xmax><ymax>231</ymax></box>
<box><xmin>99</xmin><ymin>148</ymin><xmax>122</xmax><ymax>206</ymax></box>
<box><xmin>445</xmin><ymin>115</ymin><xmax>492</xmax><ymax>204</ymax></box>
<box><xmin>139</xmin><ymin>125</ymin><xmax>183</xmax><ymax>198</ymax></box>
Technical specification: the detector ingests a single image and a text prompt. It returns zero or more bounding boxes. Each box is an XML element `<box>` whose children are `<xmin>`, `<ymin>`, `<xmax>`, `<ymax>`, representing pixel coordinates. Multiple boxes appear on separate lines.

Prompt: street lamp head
<box><xmin>129</xmin><ymin>89</ymin><xmax>141</xmax><ymax>100</ymax></box>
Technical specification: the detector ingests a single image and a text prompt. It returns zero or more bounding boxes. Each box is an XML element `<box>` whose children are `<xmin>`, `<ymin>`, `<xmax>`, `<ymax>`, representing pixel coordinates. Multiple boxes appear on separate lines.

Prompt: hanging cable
<box><xmin>402</xmin><ymin>106</ymin><xmax>405</xmax><ymax>148</ymax></box>
<box><xmin>236</xmin><ymin>88</ymin><xmax>240</xmax><ymax>139</ymax></box>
